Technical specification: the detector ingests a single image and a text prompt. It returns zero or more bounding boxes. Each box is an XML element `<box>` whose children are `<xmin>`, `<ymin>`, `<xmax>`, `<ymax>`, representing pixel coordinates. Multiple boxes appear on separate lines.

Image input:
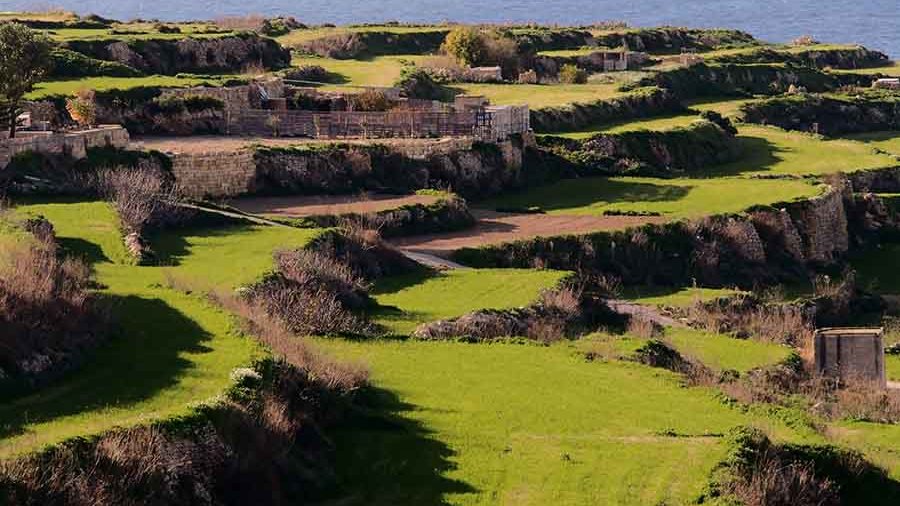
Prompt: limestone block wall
<box><xmin>785</xmin><ymin>184</ymin><xmax>849</xmax><ymax>263</ymax></box>
<box><xmin>0</xmin><ymin>126</ymin><xmax>129</xmax><ymax>169</ymax></box>
<box><xmin>169</xmin><ymin>149</ymin><xmax>257</xmax><ymax>199</ymax></box>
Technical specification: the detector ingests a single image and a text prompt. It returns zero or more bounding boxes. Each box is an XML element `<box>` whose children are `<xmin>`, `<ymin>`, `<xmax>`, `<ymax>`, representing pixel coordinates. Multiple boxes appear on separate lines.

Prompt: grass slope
<box><xmin>373</xmin><ymin>268</ymin><xmax>571</xmax><ymax>334</ymax></box>
<box><xmin>0</xmin><ymin>200</ymin><xmax>317</xmax><ymax>457</ymax></box>
<box><xmin>317</xmin><ymin>339</ymin><xmax>807</xmax><ymax>505</ymax></box>
<box><xmin>28</xmin><ymin>75</ymin><xmax>238</xmax><ymax>99</ymax></box>
<box><xmin>480</xmin><ymin>175</ymin><xmax>822</xmax><ymax>219</ymax></box>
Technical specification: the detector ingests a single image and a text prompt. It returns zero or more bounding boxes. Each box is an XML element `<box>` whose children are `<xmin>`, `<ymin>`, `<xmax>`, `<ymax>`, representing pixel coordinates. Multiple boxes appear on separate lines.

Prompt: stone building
<box><xmin>814</xmin><ymin>327</ymin><xmax>886</xmax><ymax>387</ymax></box>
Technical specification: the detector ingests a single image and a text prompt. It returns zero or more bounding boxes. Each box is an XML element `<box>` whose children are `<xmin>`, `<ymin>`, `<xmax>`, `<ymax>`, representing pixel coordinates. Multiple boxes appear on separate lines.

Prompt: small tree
<box><xmin>558</xmin><ymin>64</ymin><xmax>588</xmax><ymax>84</ymax></box>
<box><xmin>65</xmin><ymin>89</ymin><xmax>97</xmax><ymax>129</ymax></box>
<box><xmin>442</xmin><ymin>26</ymin><xmax>488</xmax><ymax>67</ymax></box>
<box><xmin>266</xmin><ymin>113</ymin><xmax>282</xmax><ymax>137</ymax></box>
<box><xmin>0</xmin><ymin>23</ymin><xmax>52</xmax><ymax>138</ymax></box>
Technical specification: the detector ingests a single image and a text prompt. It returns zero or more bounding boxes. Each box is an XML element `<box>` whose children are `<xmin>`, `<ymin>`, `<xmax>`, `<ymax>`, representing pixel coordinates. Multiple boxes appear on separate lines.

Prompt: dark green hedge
<box><xmin>49</xmin><ymin>48</ymin><xmax>143</xmax><ymax>79</ymax></box>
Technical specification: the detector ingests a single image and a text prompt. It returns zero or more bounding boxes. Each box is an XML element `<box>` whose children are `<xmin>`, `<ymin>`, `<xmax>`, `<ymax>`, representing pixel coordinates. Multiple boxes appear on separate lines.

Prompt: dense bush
<box><xmin>709</xmin><ymin>45</ymin><xmax>889</xmax><ymax>69</ymax></box>
<box><xmin>592</xmin><ymin>27</ymin><xmax>759</xmax><ymax>54</ymax></box>
<box><xmin>394</xmin><ymin>67</ymin><xmax>452</xmax><ymax>100</ymax></box>
<box><xmin>739</xmin><ymin>91</ymin><xmax>900</xmax><ymax>135</ymax></box>
<box><xmin>530</xmin><ymin>86</ymin><xmax>684</xmax><ymax>133</ymax></box>
<box><xmin>348</xmin><ymin>89</ymin><xmax>394</xmax><ymax>112</ymax></box>
<box><xmin>557</xmin><ymin>63</ymin><xmax>588</xmax><ymax>84</ymax></box>
<box><xmin>281</xmin><ymin>64</ymin><xmax>329</xmax><ymax>82</ymax></box>
<box><xmin>295</xmin><ymin>30</ymin><xmax>448</xmax><ymax>59</ymax></box>
<box><xmin>49</xmin><ymin>48</ymin><xmax>143</xmax><ymax>79</ymax></box>
<box><xmin>538</xmin><ymin>119</ymin><xmax>741</xmax><ymax>177</ymax></box>
<box><xmin>0</xmin><ymin>228</ymin><xmax>106</xmax><ymax>392</ymax></box>
<box><xmin>442</xmin><ymin>26</ymin><xmax>488</xmax><ymax>66</ymax></box>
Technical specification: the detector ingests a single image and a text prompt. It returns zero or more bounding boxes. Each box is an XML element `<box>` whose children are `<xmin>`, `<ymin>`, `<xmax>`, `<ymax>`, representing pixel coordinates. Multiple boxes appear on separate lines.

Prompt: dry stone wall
<box><xmin>0</xmin><ymin>126</ymin><xmax>130</xmax><ymax>170</ymax></box>
<box><xmin>169</xmin><ymin>150</ymin><xmax>257</xmax><ymax>199</ymax></box>
<box><xmin>163</xmin><ymin>135</ymin><xmax>533</xmax><ymax>200</ymax></box>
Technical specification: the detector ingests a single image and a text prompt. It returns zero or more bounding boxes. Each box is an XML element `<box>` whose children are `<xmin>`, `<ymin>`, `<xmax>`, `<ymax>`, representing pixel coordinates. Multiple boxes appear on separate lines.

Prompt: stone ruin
<box><xmin>814</xmin><ymin>327</ymin><xmax>886</xmax><ymax>387</ymax></box>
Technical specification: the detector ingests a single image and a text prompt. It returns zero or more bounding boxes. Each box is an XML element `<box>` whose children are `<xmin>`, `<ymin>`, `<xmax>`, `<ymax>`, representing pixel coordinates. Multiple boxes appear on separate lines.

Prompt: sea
<box><xmin>2</xmin><ymin>0</ymin><xmax>898</xmax><ymax>57</ymax></box>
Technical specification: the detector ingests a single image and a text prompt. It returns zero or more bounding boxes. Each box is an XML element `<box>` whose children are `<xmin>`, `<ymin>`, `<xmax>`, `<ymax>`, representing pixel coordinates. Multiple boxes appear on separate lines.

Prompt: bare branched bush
<box><xmin>725</xmin><ymin>451</ymin><xmax>839</xmax><ymax>506</ymax></box>
<box><xmin>626</xmin><ymin>315</ymin><xmax>660</xmax><ymax>339</ymax></box>
<box><xmin>0</xmin><ymin>238</ymin><xmax>105</xmax><ymax>383</ymax></box>
<box><xmin>97</xmin><ymin>163</ymin><xmax>188</xmax><ymax>236</ymax></box>
<box><xmin>686</xmin><ymin>295</ymin><xmax>812</xmax><ymax>346</ymax></box>
<box><xmin>274</xmin><ymin>248</ymin><xmax>370</xmax><ymax>308</ymax></box>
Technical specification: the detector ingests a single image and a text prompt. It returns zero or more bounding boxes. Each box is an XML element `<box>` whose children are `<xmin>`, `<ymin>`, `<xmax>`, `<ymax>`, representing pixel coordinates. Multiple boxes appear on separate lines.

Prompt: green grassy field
<box><xmin>452</xmin><ymin>82</ymin><xmax>624</xmax><ymax>108</ymax></box>
<box><xmin>373</xmin><ymin>268</ymin><xmax>571</xmax><ymax>334</ymax></box>
<box><xmin>316</xmin><ymin>338</ymin><xmax>808</xmax><ymax>505</ymax></box>
<box><xmin>479</xmin><ymin>175</ymin><xmax>822</xmax><ymax>219</ymax></box>
<box><xmin>714</xmin><ymin>126</ymin><xmax>899</xmax><ymax>176</ymax></box>
<box><xmin>844</xmin><ymin>131</ymin><xmax>900</xmax><ymax>156</ymax></box>
<box><xmin>551</xmin><ymin>113</ymin><xmax>703</xmax><ymax>139</ymax></box>
<box><xmin>290</xmin><ymin>54</ymin><xmax>428</xmax><ymax>87</ymax></box>
<box><xmin>686</xmin><ymin>97</ymin><xmax>760</xmax><ymax>117</ymax></box>
<box><xmin>622</xmin><ymin>286</ymin><xmax>744</xmax><ymax>307</ymax></box>
<box><xmin>662</xmin><ymin>327</ymin><xmax>791</xmax><ymax>373</ymax></box>
<box><xmin>0</xmin><ymin>200</ymin><xmax>318</xmax><ymax>457</ymax></box>
<box><xmin>28</xmin><ymin>75</ymin><xmax>238</xmax><ymax>99</ymax></box>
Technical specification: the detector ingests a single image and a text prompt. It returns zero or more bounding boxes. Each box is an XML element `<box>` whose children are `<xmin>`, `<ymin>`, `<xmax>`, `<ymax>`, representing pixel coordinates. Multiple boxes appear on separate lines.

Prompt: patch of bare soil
<box><xmin>392</xmin><ymin>210</ymin><xmax>665</xmax><ymax>256</ymax></box>
<box><xmin>229</xmin><ymin>193</ymin><xmax>441</xmax><ymax>217</ymax></box>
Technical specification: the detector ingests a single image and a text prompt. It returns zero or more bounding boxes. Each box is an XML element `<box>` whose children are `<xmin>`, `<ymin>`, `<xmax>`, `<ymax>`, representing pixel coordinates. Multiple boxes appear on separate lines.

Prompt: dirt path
<box><xmin>392</xmin><ymin>210</ymin><xmax>664</xmax><ymax>256</ymax></box>
<box><xmin>229</xmin><ymin>194</ymin><xmax>440</xmax><ymax>217</ymax></box>
<box><xmin>605</xmin><ymin>299</ymin><xmax>686</xmax><ymax>328</ymax></box>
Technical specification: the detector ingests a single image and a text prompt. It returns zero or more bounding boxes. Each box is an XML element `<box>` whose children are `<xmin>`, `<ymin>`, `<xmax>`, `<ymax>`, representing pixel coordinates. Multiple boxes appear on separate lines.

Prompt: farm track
<box><xmin>392</xmin><ymin>209</ymin><xmax>664</xmax><ymax>257</ymax></box>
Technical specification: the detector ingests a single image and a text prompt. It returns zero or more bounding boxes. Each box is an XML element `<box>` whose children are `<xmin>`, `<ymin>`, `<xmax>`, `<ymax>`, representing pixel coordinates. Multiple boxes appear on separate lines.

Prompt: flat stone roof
<box><xmin>815</xmin><ymin>327</ymin><xmax>884</xmax><ymax>336</ymax></box>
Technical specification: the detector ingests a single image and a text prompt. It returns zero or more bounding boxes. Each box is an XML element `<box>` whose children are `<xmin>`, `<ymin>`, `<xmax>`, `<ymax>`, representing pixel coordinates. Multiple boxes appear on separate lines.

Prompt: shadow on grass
<box><xmin>482</xmin><ymin>178</ymin><xmax>692</xmax><ymax>214</ymax></box>
<box><xmin>151</xmin><ymin>224</ymin><xmax>259</xmax><ymax>267</ymax></box>
<box><xmin>702</xmin><ymin>135</ymin><xmax>783</xmax><ymax>177</ymax></box>
<box><xmin>319</xmin><ymin>386</ymin><xmax>476</xmax><ymax>505</ymax></box>
<box><xmin>57</xmin><ymin>237</ymin><xmax>110</xmax><ymax>266</ymax></box>
<box><xmin>0</xmin><ymin>294</ymin><xmax>212</xmax><ymax>439</ymax></box>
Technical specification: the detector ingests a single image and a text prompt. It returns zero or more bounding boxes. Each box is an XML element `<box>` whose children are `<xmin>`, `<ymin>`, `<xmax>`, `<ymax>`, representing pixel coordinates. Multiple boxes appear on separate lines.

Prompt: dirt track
<box><xmin>392</xmin><ymin>210</ymin><xmax>664</xmax><ymax>256</ymax></box>
<box><xmin>230</xmin><ymin>194</ymin><xmax>440</xmax><ymax>217</ymax></box>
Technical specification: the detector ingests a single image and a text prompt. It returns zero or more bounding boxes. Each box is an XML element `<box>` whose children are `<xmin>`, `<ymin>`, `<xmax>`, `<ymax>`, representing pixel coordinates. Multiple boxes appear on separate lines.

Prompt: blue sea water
<box><xmin>2</xmin><ymin>0</ymin><xmax>898</xmax><ymax>57</ymax></box>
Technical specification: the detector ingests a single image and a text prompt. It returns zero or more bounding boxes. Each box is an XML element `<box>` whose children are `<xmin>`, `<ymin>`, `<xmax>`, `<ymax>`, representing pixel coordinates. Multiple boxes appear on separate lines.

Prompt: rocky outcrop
<box><xmin>531</xmin><ymin>86</ymin><xmax>684</xmax><ymax>133</ymax></box>
<box><xmin>455</xmin><ymin>177</ymin><xmax>864</xmax><ymax>289</ymax></box>
<box><xmin>538</xmin><ymin>118</ymin><xmax>741</xmax><ymax>177</ymax></box>
<box><xmin>295</xmin><ymin>30</ymin><xmax>448</xmax><ymax>59</ymax></box>
<box><xmin>64</xmin><ymin>33</ymin><xmax>290</xmax><ymax>75</ymax></box>
<box><xmin>710</xmin><ymin>45</ymin><xmax>889</xmax><ymax>70</ymax></box>
<box><xmin>593</xmin><ymin>27</ymin><xmax>758</xmax><ymax>54</ymax></box>
<box><xmin>642</xmin><ymin>63</ymin><xmax>872</xmax><ymax>99</ymax></box>
<box><xmin>740</xmin><ymin>92</ymin><xmax>900</xmax><ymax>135</ymax></box>
<box><xmin>169</xmin><ymin>135</ymin><xmax>542</xmax><ymax>200</ymax></box>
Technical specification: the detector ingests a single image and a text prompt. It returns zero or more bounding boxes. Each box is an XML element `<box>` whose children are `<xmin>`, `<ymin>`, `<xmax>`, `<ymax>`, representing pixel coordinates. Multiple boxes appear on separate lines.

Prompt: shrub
<box><xmin>441</xmin><ymin>26</ymin><xmax>488</xmax><ymax>66</ymax></box>
<box><xmin>282</xmin><ymin>64</ymin><xmax>329</xmax><ymax>82</ymax></box>
<box><xmin>97</xmin><ymin>163</ymin><xmax>186</xmax><ymax>236</ymax></box>
<box><xmin>395</xmin><ymin>67</ymin><xmax>451</xmax><ymax>100</ymax></box>
<box><xmin>65</xmin><ymin>89</ymin><xmax>97</xmax><ymax>128</ymax></box>
<box><xmin>558</xmin><ymin>63</ymin><xmax>588</xmax><ymax>84</ymax></box>
<box><xmin>49</xmin><ymin>48</ymin><xmax>142</xmax><ymax>79</ymax></box>
<box><xmin>0</xmin><ymin>235</ymin><xmax>106</xmax><ymax>388</ymax></box>
<box><xmin>348</xmin><ymin>89</ymin><xmax>394</xmax><ymax>112</ymax></box>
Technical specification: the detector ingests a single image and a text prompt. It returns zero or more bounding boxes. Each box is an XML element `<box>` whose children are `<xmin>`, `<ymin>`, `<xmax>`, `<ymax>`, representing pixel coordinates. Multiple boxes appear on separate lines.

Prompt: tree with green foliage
<box><xmin>0</xmin><ymin>22</ymin><xmax>52</xmax><ymax>138</ymax></box>
<box><xmin>442</xmin><ymin>26</ymin><xmax>488</xmax><ymax>67</ymax></box>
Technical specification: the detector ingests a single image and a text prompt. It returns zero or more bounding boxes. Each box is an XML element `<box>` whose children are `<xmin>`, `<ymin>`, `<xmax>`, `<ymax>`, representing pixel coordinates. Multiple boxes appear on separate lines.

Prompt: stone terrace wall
<box><xmin>170</xmin><ymin>149</ymin><xmax>257</xmax><ymax>199</ymax></box>
<box><xmin>162</xmin><ymin>135</ymin><xmax>534</xmax><ymax>200</ymax></box>
<box><xmin>0</xmin><ymin>126</ymin><xmax>129</xmax><ymax>169</ymax></box>
<box><xmin>785</xmin><ymin>183</ymin><xmax>850</xmax><ymax>263</ymax></box>
<box><xmin>160</xmin><ymin>79</ymin><xmax>285</xmax><ymax>112</ymax></box>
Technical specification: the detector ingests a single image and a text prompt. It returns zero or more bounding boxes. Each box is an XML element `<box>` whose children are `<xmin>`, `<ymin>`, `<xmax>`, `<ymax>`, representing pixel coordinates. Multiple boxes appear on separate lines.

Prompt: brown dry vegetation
<box><xmin>0</xmin><ymin>229</ymin><xmax>106</xmax><ymax>388</ymax></box>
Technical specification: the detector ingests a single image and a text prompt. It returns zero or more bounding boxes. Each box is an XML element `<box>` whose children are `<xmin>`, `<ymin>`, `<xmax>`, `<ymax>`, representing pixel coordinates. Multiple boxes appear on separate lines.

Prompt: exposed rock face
<box><xmin>786</xmin><ymin>184</ymin><xmax>849</xmax><ymax>264</ymax></box>
<box><xmin>455</xmin><ymin>177</ymin><xmax>868</xmax><ymax>289</ymax></box>
<box><xmin>64</xmin><ymin>34</ymin><xmax>290</xmax><ymax>75</ymax></box>
<box><xmin>538</xmin><ymin>119</ymin><xmax>741</xmax><ymax>177</ymax></box>
<box><xmin>710</xmin><ymin>45</ymin><xmax>889</xmax><ymax>69</ymax></box>
<box><xmin>531</xmin><ymin>87</ymin><xmax>683</xmax><ymax>133</ymax></box>
<box><xmin>741</xmin><ymin>93</ymin><xmax>900</xmax><ymax>136</ymax></box>
<box><xmin>169</xmin><ymin>135</ymin><xmax>538</xmax><ymax>200</ymax></box>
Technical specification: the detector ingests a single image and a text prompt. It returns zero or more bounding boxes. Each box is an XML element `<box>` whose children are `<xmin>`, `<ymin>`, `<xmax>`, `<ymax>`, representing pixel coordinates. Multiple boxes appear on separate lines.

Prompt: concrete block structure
<box><xmin>814</xmin><ymin>328</ymin><xmax>886</xmax><ymax>387</ymax></box>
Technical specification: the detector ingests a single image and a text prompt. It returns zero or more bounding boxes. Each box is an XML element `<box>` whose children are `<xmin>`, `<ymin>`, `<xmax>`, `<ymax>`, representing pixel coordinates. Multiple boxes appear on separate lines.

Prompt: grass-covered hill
<box><xmin>6</xmin><ymin>10</ymin><xmax>900</xmax><ymax>505</ymax></box>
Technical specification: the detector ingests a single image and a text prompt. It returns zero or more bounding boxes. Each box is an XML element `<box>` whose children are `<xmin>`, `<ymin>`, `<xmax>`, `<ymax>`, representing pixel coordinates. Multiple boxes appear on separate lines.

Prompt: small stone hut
<box><xmin>814</xmin><ymin>327</ymin><xmax>886</xmax><ymax>387</ymax></box>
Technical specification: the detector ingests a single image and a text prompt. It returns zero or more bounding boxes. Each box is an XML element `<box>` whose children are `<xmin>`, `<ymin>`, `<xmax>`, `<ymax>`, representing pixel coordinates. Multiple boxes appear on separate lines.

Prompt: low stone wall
<box><xmin>163</xmin><ymin>135</ymin><xmax>536</xmax><ymax>200</ymax></box>
<box><xmin>0</xmin><ymin>126</ymin><xmax>130</xmax><ymax>169</ymax></box>
<box><xmin>454</xmin><ymin>178</ymin><xmax>857</xmax><ymax>289</ymax></box>
<box><xmin>169</xmin><ymin>149</ymin><xmax>257</xmax><ymax>199</ymax></box>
